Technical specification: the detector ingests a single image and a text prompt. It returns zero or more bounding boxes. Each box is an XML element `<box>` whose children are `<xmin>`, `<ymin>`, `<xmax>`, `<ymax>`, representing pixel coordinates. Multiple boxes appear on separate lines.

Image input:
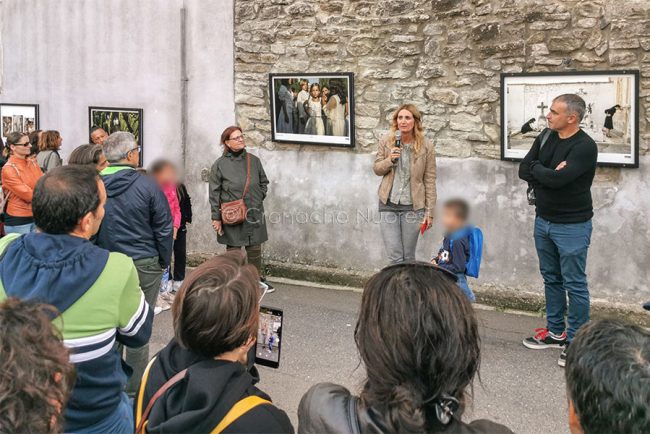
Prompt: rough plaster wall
<box><xmin>232</xmin><ymin>0</ymin><xmax>650</xmax><ymax>301</ymax></box>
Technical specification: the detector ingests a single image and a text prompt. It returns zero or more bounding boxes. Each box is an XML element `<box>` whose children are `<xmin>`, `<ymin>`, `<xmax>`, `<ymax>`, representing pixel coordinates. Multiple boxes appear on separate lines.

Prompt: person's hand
<box><xmin>555</xmin><ymin>161</ymin><xmax>567</xmax><ymax>171</ymax></box>
<box><xmin>423</xmin><ymin>215</ymin><xmax>433</xmax><ymax>229</ymax></box>
<box><xmin>431</xmin><ymin>258</ymin><xmax>438</xmax><ymax>265</ymax></box>
<box><xmin>212</xmin><ymin>220</ymin><xmax>224</xmax><ymax>236</ymax></box>
<box><xmin>173</xmin><ymin>228</ymin><xmax>178</xmax><ymax>240</ymax></box>
<box><xmin>390</xmin><ymin>147</ymin><xmax>401</xmax><ymax>163</ymax></box>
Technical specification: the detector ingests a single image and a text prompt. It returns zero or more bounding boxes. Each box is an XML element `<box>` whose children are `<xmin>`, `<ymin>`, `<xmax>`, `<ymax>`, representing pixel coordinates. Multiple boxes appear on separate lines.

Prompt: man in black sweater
<box><xmin>518</xmin><ymin>94</ymin><xmax>598</xmax><ymax>368</ymax></box>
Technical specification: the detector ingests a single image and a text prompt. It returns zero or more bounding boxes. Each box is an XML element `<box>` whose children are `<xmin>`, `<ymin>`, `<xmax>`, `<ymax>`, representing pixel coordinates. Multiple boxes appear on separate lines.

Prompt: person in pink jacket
<box><xmin>150</xmin><ymin>160</ymin><xmax>181</xmax><ymax>313</ymax></box>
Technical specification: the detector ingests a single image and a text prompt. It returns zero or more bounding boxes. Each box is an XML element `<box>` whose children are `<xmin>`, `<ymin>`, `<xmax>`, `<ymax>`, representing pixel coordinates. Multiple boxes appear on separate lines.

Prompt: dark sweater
<box><xmin>518</xmin><ymin>129</ymin><xmax>597</xmax><ymax>223</ymax></box>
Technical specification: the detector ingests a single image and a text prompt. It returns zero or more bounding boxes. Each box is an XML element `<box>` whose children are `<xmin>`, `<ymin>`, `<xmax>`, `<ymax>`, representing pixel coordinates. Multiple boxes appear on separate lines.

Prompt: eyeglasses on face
<box><xmin>228</xmin><ymin>134</ymin><xmax>245</xmax><ymax>142</ymax></box>
<box><xmin>13</xmin><ymin>142</ymin><xmax>31</xmax><ymax>147</ymax></box>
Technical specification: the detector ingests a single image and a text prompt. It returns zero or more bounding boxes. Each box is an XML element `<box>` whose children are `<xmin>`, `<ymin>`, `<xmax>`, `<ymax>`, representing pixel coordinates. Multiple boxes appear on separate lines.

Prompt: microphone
<box><xmin>393</xmin><ymin>130</ymin><xmax>401</xmax><ymax>163</ymax></box>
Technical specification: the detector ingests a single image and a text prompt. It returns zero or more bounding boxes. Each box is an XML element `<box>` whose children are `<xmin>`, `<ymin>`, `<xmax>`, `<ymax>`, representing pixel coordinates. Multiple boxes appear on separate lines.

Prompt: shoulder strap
<box><xmin>211</xmin><ymin>395</ymin><xmax>272</xmax><ymax>434</ymax></box>
<box><xmin>136</xmin><ymin>361</ymin><xmax>188</xmax><ymax>434</ymax></box>
<box><xmin>539</xmin><ymin>128</ymin><xmax>552</xmax><ymax>151</ymax></box>
<box><xmin>241</xmin><ymin>154</ymin><xmax>251</xmax><ymax>199</ymax></box>
<box><xmin>43</xmin><ymin>151</ymin><xmax>54</xmax><ymax>170</ymax></box>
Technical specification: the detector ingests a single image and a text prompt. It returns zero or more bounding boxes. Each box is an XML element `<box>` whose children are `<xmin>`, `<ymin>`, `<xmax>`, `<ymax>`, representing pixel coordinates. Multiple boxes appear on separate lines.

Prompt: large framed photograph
<box><xmin>89</xmin><ymin>106</ymin><xmax>143</xmax><ymax>165</ymax></box>
<box><xmin>269</xmin><ymin>73</ymin><xmax>354</xmax><ymax>147</ymax></box>
<box><xmin>501</xmin><ymin>70</ymin><xmax>639</xmax><ymax>167</ymax></box>
<box><xmin>1</xmin><ymin>103</ymin><xmax>39</xmax><ymax>140</ymax></box>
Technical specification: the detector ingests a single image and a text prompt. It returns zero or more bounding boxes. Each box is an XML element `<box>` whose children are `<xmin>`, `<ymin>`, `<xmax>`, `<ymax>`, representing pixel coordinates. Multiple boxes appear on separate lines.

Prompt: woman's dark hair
<box><xmin>32</xmin><ymin>165</ymin><xmax>101</xmax><ymax>234</ymax></box>
<box><xmin>148</xmin><ymin>159</ymin><xmax>175</xmax><ymax>176</ymax></box>
<box><xmin>355</xmin><ymin>263</ymin><xmax>480</xmax><ymax>433</ymax></box>
<box><xmin>29</xmin><ymin>130</ymin><xmax>42</xmax><ymax>156</ymax></box>
<box><xmin>40</xmin><ymin>130</ymin><xmax>61</xmax><ymax>152</ymax></box>
<box><xmin>6</xmin><ymin>131</ymin><xmax>26</xmax><ymax>147</ymax></box>
<box><xmin>0</xmin><ymin>298</ymin><xmax>75</xmax><ymax>434</ymax></box>
<box><xmin>172</xmin><ymin>250</ymin><xmax>260</xmax><ymax>358</ymax></box>
<box><xmin>68</xmin><ymin>144</ymin><xmax>104</xmax><ymax>166</ymax></box>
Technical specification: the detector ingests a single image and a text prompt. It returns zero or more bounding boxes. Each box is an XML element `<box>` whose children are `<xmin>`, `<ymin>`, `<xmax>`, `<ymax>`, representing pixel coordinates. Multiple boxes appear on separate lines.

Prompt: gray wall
<box><xmin>0</xmin><ymin>0</ymin><xmax>234</xmax><ymax>248</ymax></box>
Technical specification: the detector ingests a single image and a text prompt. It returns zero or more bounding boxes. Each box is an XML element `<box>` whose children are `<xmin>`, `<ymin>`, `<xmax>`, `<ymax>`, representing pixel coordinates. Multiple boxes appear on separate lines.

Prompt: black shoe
<box><xmin>523</xmin><ymin>328</ymin><xmax>567</xmax><ymax>349</ymax></box>
<box><xmin>558</xmin><ymin>343</ymin><xmax>569</xmax><ymax>367</ymax></box>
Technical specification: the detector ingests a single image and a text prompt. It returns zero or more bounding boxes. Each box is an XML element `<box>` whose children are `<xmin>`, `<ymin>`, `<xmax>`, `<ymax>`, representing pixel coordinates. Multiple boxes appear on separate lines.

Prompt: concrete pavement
<box><xmin>150</xmin><ymin>282</ymin><xmax>569</xmax><ymax>434</ymax></box>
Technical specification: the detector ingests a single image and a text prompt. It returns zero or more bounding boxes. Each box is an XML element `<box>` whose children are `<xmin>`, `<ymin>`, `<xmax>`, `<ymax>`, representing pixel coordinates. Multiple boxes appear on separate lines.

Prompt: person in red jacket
<box><xmin>2</xmin><ymin>132</ymin><xmax>43</xmax><ymax>234</ymax></box>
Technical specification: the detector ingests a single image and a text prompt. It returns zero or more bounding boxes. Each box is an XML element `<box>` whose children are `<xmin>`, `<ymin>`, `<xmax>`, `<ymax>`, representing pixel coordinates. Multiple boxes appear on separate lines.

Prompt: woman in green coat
<box><xmin>209</xmin><ymin>126</ymin><xmax>273</xmax><ymax>291</ymax></box>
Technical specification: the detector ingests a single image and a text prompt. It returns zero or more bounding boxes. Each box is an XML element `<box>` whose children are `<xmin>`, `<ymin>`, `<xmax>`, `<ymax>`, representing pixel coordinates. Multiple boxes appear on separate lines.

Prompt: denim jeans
<box><xmin>124</xmin><ymin>256</ymin><xmax>163</xmax><ymax>396</ymax></box>
<box><xmin>534</xmin><ymin>217</ymin><xmax>592</xmax><ymax>342</ymax></box>
<box><xmin>456</xmin><ymin>273</ymin><xmax>476</xmax><ymax>303</ymax></box>
<box><xmin>5</xmin><ymin>222</ymin><xmax>36</xmax><ymax>234</ymax></box>
<box><xmin>71</xmin><ymin>392</ymin><xmax>133</xmax><ymax>434</ymax></box>
<box><xmin>379</xmin><ymin>209</ymin><xmax>425</xmax><ymax>264</ymax></box>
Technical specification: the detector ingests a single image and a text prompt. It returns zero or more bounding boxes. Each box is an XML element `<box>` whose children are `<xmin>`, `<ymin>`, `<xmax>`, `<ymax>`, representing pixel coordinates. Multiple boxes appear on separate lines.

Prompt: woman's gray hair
<box><xmin>103</xmin><ymin>132</ymin><xmax>136</xmax><ymax>163</ymax></box>
<box><xmin>554</xmin><ymin>94</ymin><xmax>586</xmax><ymax>122</ymax></box>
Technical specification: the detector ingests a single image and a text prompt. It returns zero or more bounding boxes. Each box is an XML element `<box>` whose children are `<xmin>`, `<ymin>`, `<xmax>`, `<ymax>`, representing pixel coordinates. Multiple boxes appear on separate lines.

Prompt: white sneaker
<box><xmin>154</xmin><ymin>305</ymin><xmax>164</xmax><ymax>315</ymax></box>
<box><xmin>155</xmin><ymin>296</ymin><xmax>171</xmax><ymax>315</ymax></box>
<box><xmin>172</xmin><ymin>280</ymin><xmax>183</xmax><ymax>293</ymax></box>
<box><xmin>160</xmin><ymin>291</ymin><xmax>175</xmax><ymax>304</ymax></box>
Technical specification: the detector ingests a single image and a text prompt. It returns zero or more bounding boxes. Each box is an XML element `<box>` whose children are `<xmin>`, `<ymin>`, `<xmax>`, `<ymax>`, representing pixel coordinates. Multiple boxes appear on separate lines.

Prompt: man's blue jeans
<box><xmin>534</xmin><ymin>217</ymin><xmax>592</xmax><ymax>342</ymax></box>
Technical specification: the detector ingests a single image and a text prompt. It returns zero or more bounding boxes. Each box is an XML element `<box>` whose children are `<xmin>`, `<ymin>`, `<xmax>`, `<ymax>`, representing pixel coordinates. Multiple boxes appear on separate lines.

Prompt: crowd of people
<box><xmin>0</xmin><ymin>95</ymin><xmax>647</xmax><ymax>434</ymax></box>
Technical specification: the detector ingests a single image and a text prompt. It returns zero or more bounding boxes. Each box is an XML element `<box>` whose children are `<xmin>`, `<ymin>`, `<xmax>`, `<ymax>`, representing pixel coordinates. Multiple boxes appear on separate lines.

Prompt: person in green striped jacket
<box><xmin>0</xmin><ymin>165</ymin><xmax>153</xmax><ymax>433</ymax></box>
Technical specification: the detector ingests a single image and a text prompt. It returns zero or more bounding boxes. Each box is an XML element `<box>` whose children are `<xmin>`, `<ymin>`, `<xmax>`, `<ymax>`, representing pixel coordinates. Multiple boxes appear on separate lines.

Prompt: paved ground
<box><xmin>150</xmin><ymin>282</ymin><xmax>569</xmax><ymax>434</ymax></box>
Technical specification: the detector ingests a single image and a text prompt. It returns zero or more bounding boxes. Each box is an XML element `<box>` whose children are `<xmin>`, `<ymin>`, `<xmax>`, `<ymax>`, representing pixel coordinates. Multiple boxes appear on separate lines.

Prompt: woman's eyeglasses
<box><xmin>228</xmin><ymin>135</ymin><xmax>245</xmax><ymax>142</ymax></box>
<box><xmin>13</xmin><ymin>142</ymin><xmax>31</xmax><ymax>147</ymax></box>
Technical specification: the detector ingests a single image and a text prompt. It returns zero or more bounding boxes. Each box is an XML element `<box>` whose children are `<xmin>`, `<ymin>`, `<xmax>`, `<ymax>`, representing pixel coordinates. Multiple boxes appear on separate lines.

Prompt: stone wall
<box><xmin>235</xmin><ymin>0</ymin><xmax>650</xmax><ymax>156</ymax></box>
<box><xmin>232</xmin><ymin>0</ymin><xmax>650</xmax><ymax>303</ymax></box>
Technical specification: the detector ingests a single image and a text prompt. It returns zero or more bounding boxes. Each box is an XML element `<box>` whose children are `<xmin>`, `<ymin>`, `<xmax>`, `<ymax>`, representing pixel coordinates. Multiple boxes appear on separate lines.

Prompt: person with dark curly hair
<box><xmin>298</xmin><ymin>262</ymin><xmax>512</xmax><ymax>434</ymax></box>
<box><xmin>565</xmin><ymin>319</ymin><xmax>649</xmax><ymax>434</ymax></box>
<box><xmin>0</xmin><ymin>298</ymin><xmax>75</xmax><ymax>434</ymax></box>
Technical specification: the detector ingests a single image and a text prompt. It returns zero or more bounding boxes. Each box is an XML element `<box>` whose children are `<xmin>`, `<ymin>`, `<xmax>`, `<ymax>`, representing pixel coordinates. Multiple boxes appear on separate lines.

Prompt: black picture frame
<box><xmin>500</xmin><ymin>70</ymin><xmax>640</xmax><ymax>168</ymax></box>
<box><xmin>89</xmin><ymin>106</ymin><xmax>144</xmax><ymax>166</ymax></box>
<box><xmin>269</xmin><ymin>72</ymin><xmax>355</xmax><ymax>148</ymax></box>
<box><xmin>0</xmin><ymin>103</ymin><xmax>40</xmax><ymax>139</ymax></box>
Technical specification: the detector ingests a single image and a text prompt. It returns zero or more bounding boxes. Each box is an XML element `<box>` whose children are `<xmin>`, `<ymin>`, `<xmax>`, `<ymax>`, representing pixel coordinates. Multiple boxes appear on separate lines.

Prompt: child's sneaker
<box><xmin>172</xmin><ymin>280</ymin><xmax>183</xmax><ymax>293</ymax></box>
<box><xmin>160</xmin><ymin>291</ymin><xmax>175</xmax><ymax>305</ymax></box>
<box><xmin>155</xmin><ymin>296</ymin><xmax>171</xmax><ymax>315</ymax></box>
<box><xmin>260</xmin><ymin>278</ymin><xmax>275</xmax><ymax>294</ymax></box>
<box><xmin>523</xmin><ymin>328</ymin><xmax>566</xmax><ymax>349</ymax></box>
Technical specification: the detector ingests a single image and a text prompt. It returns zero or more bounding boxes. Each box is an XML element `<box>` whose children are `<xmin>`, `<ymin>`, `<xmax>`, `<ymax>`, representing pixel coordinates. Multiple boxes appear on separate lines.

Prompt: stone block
<box><xmin>610</xmin><ymin>39</ymin><xmax>641</xmax><ymax>50</ymax></box>
<box><xmin>548</xmin><ymin>36</ymin><xmax>584</xmax><ymax>52</ymax></box>
<box><xmin>576</xmin><ymin>1</ymin><xmax>603</xmax><ymax>18</ymax></box>
<box><xmin>462</xmin><ymin>88</ymin><xmax>499</xmax><ymax>105</ymax></box>
<box><xmin>320</xmin><ymin>1</ymin><xmax>344</xmax><ymax>13</ymax></box>
<box><xmin>449</xmin><ymin>112</ymin><xmax>483</xmax><ymax>132</ymax></box>
<box><xmin>435</xmin><ymin>138</ymin><xmax>472</xmax><ymax>158</ymax></box>
<box><xmin>609</xmin><ymin>51</ymin><xmax>638</xmax><ymax>66</ymax></box>
<box><xmin>355</xmin><ymin>116</ymin><xmax>380</xmax><ymax>130</ymax></box>
<box><xmin>483</xmin><ymin>124</ymin><xmax>500</xmax><ymax>143</ymax></box>
<box><xmin>425</xmin><ymin>88</ymin><xmax>459</xmax><ymax>105</ymax></box>
<box><xmin>595</xmin><ymin>42</ymin><xmax>608</xmax><ymax>57</ymax></box>
<box><xmin>286</xmin><ymin>2</ymin><xmax>317</xmax><ymax>16</ymax></box>
<box><xmin>530</xmin><ymin>43</ymin><xmax>549</xmax><ymax>56</ymax></box>
<box><xmin>471</xmin><ymin>23</ymin><xmax>500</xmax><ymax>42</ymax></box>
<box><xmin>416</xmin><ymin>61</ymin><xmax>446</xmax><ymax>79</ymax></box>
<box><xmin>575</xmin><ymin>17</ymin><xmax>598</xmax><ymax>29</ymax></box>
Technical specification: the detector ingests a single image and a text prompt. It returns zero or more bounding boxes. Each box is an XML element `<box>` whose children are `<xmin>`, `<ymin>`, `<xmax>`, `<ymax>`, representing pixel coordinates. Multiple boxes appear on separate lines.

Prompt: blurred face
<box><xmin>226</xmin><ymin>130</ymin><xmax>246</xmax><ymax>152</ymax></box>
<box><xmin>95</xmin><ymin>152</ymin><xmax>109</xmax><ymax>172</ymax></box>
<box><xmin>311</xmin><ymin>85</ymin><xmax>320</xmax><ymax>98</ymax></box>
<box><xmin>322</xmin><ymin>87</ymin><xmax>330</xmax><ymax>96</ymax></box>
<box><xmin>547</xmin><ymin>100</ymin><xmax>576</xmax><ymax>131</ymax></box>
<box><xmin>441</xmin><ymin>207</ymin><xmax>463</xmax><ymax>233</ymax></box>
<box><xmin>396</xmin><ymin>109</ymin><xmax>416</xmax><ymax>136</ymax></box>
<box><xmin>126</xmin><ymin>145</ymin><xmax>140</xmax><ymax>166</ymax></box>
<box><xmin>90</xmin><ymin>128</ymin><xmax>109</xmax><ymax>145</ymax></box>
<box><xmin>10</xmin><ymin>135</ymin><xmax>31</xmax><ymax>158</ymax></box>
<box><xmin>155</xmin><ymin>164</ymin><xmax>178</xmax><ymax>185</ymax></box>
<box><xmin>301</xmin><ymin>81</ymin><xmax>308</xmax><ymax>91</ymax></box>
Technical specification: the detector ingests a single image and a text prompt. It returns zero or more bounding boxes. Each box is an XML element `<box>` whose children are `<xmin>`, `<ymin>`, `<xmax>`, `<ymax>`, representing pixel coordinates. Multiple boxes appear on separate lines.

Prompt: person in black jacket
<box><xmin>97</xmin><ymin>131</ymin><xmax>173</xmax><ymax>396</ymax></box>
<box><xmin>518</xmin><ymin>94</ymin><xmax>597</xmax><ymax>368</ymax></box>
<box><xmin>298</xmin><ymin>262</ymin><xmax>512</xmax><ymax>434</ymax></box>
<box><xmin>135</xmin><ymin>251</ymin><xmax>293</xmax><ymax>434</ymax></box>
<box><xmin>172</xmin><ymin>182</ymin><xmax>192</xmax><ymax>291</ymax></box>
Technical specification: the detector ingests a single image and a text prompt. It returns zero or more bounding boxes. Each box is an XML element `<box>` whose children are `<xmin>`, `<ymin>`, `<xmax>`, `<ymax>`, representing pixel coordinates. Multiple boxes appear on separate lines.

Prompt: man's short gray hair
<box><xmin>554</xmin><ymin>94</ymin><xmax>586</xmax><ymax>122</ymax></box>
<box><xmin>103</xmin><ymin>131</ymin><xmax>137</xmax><ymax>163</ymax></box>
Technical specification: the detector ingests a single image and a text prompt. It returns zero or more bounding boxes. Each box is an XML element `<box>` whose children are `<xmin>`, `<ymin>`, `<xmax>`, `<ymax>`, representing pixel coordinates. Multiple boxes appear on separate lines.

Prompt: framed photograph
<box><xmin>501</xmin><ymin>70</ymin><xmax>639</xmax><ymax>167</ymax></box>
<box><xmin>269</xmin><ymin>72</ymin><xmax>355</xmax><ymax>147</ymax></box>
<box><xmin>89</xmin><ymin>106</ymin><xmax>143</xmax><ymax>164</ymax></box>
<box><xmin>0</xmin><ymin>103</ymin><xmax>39</xmax><ymax>139</ymax></box>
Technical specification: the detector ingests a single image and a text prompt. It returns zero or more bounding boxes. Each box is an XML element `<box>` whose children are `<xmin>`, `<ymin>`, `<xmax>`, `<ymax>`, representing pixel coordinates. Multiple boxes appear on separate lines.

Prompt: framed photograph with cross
<box><xmin>500</xmin><ymin>70</ymin><xmax>639</xmax><ymax>168</ymax></box>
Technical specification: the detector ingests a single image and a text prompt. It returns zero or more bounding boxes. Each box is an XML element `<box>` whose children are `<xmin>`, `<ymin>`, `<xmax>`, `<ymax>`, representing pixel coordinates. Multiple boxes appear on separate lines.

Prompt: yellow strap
<box><xmin>211</xmin><ymin>396</ymin><xmax>272</xmax><ymax>434</ymax></box>
<box><xmin>135</xmin><ymin>356</ymin><xmax>157</xmax><ymax>428</ymax></box>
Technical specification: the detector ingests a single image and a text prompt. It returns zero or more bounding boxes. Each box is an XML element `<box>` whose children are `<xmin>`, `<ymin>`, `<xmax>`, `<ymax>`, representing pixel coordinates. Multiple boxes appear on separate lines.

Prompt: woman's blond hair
<box><xmin>389</xmin><ymin>104</ymin><xmax>425</xmax><ymax>154</ymax></box>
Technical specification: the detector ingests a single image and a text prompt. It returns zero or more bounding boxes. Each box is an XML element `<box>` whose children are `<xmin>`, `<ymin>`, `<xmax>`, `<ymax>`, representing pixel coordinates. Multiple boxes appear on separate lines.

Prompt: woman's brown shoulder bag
<box><xmin>220</xmin><ymin>154</ymin><xmax>251</xmax><ymax>226</ymax></box>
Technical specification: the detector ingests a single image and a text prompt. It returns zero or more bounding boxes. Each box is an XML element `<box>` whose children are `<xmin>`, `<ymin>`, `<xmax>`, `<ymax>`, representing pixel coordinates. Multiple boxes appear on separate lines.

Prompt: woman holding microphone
<box><xmin>373</xmin><ymin>104</ymin><xmax>437</xmax><ymax>264</ymax></box>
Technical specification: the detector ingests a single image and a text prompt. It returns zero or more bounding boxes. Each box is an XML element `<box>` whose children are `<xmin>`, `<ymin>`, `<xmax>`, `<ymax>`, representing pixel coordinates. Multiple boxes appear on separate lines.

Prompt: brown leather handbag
<box><xmin>220</xmin><ymin>154</ymin><xmax>251</xmax><ymax>226</ymax></box>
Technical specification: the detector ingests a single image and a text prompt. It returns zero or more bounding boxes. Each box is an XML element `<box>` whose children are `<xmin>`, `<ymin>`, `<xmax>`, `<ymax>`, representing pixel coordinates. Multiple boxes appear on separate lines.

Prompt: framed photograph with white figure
<box><xmin>501</xmin><ymin>70</ymin><xmax>639</xmax><ymax>168</ymax></box>
<box><xmin>269</xmin><ymin>72</ymin><xmax>355</xmax><ymax>147</ymax></box>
